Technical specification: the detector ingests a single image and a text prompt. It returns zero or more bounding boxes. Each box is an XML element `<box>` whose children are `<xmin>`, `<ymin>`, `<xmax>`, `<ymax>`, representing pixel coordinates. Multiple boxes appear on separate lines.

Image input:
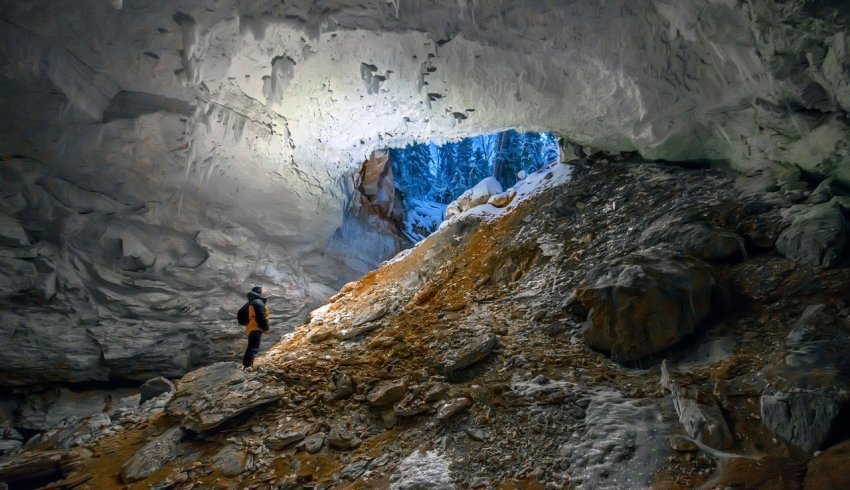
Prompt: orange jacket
<box><xmin>245</xmin><ymin>303</ymin><xmax>270</xmax><ymax>335</ymax></box>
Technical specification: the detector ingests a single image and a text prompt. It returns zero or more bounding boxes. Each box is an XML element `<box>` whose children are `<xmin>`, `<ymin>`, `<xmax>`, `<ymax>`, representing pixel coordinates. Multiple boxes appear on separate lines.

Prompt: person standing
<box><xmin>240</xmin><ymin>285</ymin><xmax>270</xmax><ymax>371</ymax></box>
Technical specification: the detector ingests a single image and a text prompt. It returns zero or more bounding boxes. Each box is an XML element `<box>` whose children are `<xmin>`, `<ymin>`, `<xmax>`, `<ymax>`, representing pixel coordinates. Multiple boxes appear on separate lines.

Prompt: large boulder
<box><xmin>775</xmin><ymin>202</ymin><xmax>846</xmax><ymax>267</ymax></box>
<box><xmin>759</xmin><ymin>304</ymin><xmax>850</xmax><ymax>453</ymax></box>
<box><xmin>760</xmin><ymin>388</ymin><xmax>846</xmax><ymax>453</ymax></box>
<box><xmin>577</xmin><ymin>249</ymin><xmax>715</xmax><ymax>361</ymax></box>
<box><xmin>121</xmin><ymin>426</ymin><xmax>184</xmax><ymax>483</ymax></box>
<box><xmin>166</xmin><ymin>362</ymin><xmax>285</xmax><ymax>432</ymax></box>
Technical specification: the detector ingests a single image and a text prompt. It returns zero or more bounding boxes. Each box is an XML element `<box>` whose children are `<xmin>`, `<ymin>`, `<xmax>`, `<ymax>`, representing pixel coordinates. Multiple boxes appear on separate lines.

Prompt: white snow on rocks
<box><xmin>390</xmin><ymin>449</ymin><xmax>456</xmax><ymax>490</ymax></box>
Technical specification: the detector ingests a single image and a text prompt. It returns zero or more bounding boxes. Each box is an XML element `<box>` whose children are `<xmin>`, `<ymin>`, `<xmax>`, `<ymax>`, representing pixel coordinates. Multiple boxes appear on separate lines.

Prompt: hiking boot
<box><xmin>243</xmin><ymin>366</ymin><xmax>253</xmax><ymax>373</ymax></box>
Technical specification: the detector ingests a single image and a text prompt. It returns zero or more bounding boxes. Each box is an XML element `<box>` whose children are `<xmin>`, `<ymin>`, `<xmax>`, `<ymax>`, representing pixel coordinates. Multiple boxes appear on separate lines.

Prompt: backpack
<box><xmin>237</xmin><ymin>302</ymin><xmax>251</xmax><ymax>325</ymax></box>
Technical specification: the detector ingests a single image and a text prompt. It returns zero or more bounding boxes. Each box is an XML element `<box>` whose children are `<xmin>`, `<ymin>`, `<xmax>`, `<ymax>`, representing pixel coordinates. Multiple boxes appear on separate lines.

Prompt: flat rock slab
<box><xmin>0</xmin><ymin>450</ymin><xmax>72</xmax><ymax>487</ymax></box>
<box><xmin>266</xmin><ymin>431</ymin><xmax>305</xmax><ymax>450</ymax></box>
<box><xmin>166</xmin><ymin>362</ymin><xmax>285</xmax><ymax>433</ymax></box>
<box><xmin>441</xmin><ymin>333</ymin><xmax>497</xmax><ymax>379</ymax></box>
<box><xmin>436</xmin><ymin>397</ymin><xmax>472</xmax><ymax>420</ymax></box>
<box><xmin>352</xmin><ymin>304</ymin><xmax>390</xmax><ymax>327</ymax></box>
<box><xmin>122</xmin><ymin>426</ymin><xmax>184</xmax><ymax>483</ymax></box>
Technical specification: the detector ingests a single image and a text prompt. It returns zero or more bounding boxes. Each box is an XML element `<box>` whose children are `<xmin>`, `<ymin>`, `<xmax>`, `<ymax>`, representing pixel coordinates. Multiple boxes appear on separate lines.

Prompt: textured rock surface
<box><xmin>578</xmin><ymin>249</ymin><xmax>715</xmax><ymax>361</ymax></box>
<box><xmin>165</xmin><ymin>362</ymin><xmax>285</xmax><ymax>432</ymax></box>
<box><xmin>121</xmin><ymin>426</ymin><xmax>184</xmax><ymax>482</ymax></box>
<box><xmin>640</xmin><ymin>219</ymin><xmax>744</xmax><ymax>261</ymax></box>
<box><xmin>211</xmin><ymin>444</ymin><xmax>251</xmax><ymax>477</ymax></box>
<box><xmin>758</xmin><ymin>304</ymin><xmax>850</xmax><ymax>453</ymax></box>
<box><xmin>775</xmin><ymin>202</ymin><xmax>846</xmax><ymax>268</ymax></box>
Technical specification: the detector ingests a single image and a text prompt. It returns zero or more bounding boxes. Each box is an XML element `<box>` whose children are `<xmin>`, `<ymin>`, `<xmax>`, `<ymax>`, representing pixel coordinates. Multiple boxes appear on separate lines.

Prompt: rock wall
<box><xmin>1</xmin><ymin>0</ymin><xmax>849</xmax><ymax>384</ymax></box>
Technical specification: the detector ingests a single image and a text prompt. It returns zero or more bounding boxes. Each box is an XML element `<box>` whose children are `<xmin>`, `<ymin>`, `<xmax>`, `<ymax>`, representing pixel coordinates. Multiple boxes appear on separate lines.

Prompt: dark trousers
<box><xmin>242</xmin><ymin>330</ymin><xmax>263</xmax><ymax>368</ymax></box>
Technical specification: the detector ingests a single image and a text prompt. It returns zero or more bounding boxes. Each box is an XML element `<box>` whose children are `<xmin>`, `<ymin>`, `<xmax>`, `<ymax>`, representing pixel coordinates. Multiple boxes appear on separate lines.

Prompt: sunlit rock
<box><xmin>165</xmin><ymin>362</ymin><xmax>285</xmax><ymax>432</ymax></box>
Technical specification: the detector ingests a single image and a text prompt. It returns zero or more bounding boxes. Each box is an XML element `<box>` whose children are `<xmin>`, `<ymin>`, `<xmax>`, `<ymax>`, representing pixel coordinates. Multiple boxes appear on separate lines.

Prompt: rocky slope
<box><xmin>4</xmin><ymin>156</ymin><xmax>849</xmax><ymax>489</ymax></box>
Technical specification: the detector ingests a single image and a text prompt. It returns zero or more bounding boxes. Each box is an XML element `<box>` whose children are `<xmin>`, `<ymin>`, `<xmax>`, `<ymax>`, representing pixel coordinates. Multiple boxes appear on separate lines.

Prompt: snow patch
<box><xmin>391</xmin><ymin>449</ymin><xmax>456</xmax><ymax>489</ymax></box>
<box><xmin>402</xmin><ymin>198</ymin><xmax>446</xmax><ymax>242</ymax></box>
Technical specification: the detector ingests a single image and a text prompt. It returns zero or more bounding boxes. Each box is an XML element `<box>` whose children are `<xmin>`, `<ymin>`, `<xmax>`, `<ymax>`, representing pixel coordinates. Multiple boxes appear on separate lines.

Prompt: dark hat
<box><xmin>251</xmin><ymin>285</ymin><xmax>264</xmax><ymax>294</ymax></box>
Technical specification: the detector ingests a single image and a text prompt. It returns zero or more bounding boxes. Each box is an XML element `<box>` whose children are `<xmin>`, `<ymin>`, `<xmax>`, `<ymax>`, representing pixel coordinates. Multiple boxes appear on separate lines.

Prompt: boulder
<box><xmin>366</xmin><ymin>379</ymin><xmax>407</xmax><ymax>407</ymax></box>
<box><xmin>807</xmin><ymin>178</ymin><xmax>842</xmax><ymax>204</ymax></box>
<box><xmin>577</xmin><ymin>249</ymin><xmax>715</xmax><ymax>361</ymax></box>
<box><xmin>340</xmin><ymin>458</ymin><xmax>371</xmax><ymax>480</ymax></box>
<box><xmin>640</xmin><ymin>219</ymin><xmax>743</xmax><ymax>261</ymax></box>
<box><xmin>775</xmin><ymin>202</ymin><xmax>846</xmax><ymax>267</ymax></box>
<box><xmin>436</xmin><ymin>397</ymin><xmax>472</xmax><ymax>420</ymax></box>
<box><xmin>331</xmin><ymin>372</ymin><xmax>356</xmax><ymax>400</ymax></box>
<box><xmin>139</xmin><ymin>376</ymin><xmax>175</xmax><ymax>405</ymax></box>
<box><xmin>804</xmin><ymin>440</ymin><xmax>850</xmax><ymax>489</ymax></box>
<box><xmin>759</xmin><ymin>304</ymin><xmax>850</xmax><ymax>453</ymax></box>
<box><xmin>352</xmin><ymin>303</ymin><xmax>390</xmax><ymax>326</ymax></box>
<box><xmin>121</xmin><ymin>426</ymin><xmax>184</xmax><ymax>483</ymax></box>
<box><xmin>166</xmin><ymin>362</ymin><xmax>285</xmax><ymax>433</ymax></box>
<box><xmin>668</xmin><ymin>435</ymin><xmax>699</xmax><ymax>452</ymax></box>
<box><xmin>212</xmin><ymin>444</ymin><xmax>252</xmax><ymax>477</ymax></box>
<box><xmin>327</xmin><ymin>424</ymin><xmax>362</xmax><ymax>450</ymax></box>
<box><xmin>441</xmin><ymin>333</ymin><xmax>498</xmax><ymax>379</ymax></box>
<box><xmin>760</xmin><ymin>388</ymin><xmax>845</xmax><ymax>453</ymax></box>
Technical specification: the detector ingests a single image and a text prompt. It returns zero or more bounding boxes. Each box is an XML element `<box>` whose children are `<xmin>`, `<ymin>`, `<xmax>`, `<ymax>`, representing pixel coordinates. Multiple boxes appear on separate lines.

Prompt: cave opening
<box><xmin>387</xmin><ymin>130</ymin><xmax>560</xmax><ymax>241</ymax></box>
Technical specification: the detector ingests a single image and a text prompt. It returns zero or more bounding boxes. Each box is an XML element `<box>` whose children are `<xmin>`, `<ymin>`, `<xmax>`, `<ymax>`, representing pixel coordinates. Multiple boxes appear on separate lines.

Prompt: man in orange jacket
<box><xmin>242</xmin><ymin>285</ymin><xmax>270</xmax><ymax>371</ymax></box>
